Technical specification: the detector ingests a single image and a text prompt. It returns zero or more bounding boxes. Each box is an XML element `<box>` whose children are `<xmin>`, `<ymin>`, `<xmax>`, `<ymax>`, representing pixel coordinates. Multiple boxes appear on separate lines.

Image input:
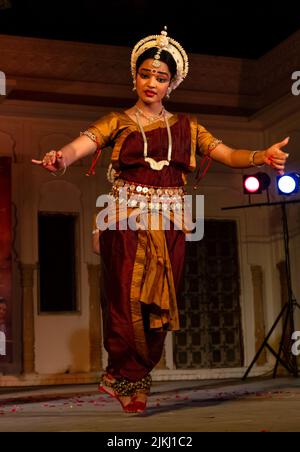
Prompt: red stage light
<box><xmin>244</xmin><ymin>176</ymin><xmax>260</xmax><ymax>193</ymax></box>
<box><xmin>243</xmin><ymin>172</ymin><xmax>271</xmax><ymax>195</ymax></box>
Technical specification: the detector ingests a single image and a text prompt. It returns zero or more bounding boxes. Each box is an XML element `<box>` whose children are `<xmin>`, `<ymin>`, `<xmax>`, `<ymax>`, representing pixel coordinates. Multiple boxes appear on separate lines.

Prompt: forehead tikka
<box><xmin>152</xmin><ymin>26</ymin><xmax>168</xmax><ymax>68</ymax></box>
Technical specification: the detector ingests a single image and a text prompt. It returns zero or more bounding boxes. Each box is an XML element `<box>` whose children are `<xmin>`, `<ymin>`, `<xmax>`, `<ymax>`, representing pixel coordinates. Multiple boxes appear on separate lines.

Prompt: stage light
<box><xmin>244</xmin><ymin>176</ymin><xmax>260</xmax><ymax>193</ymax></box>
<box><xmin>243</xmin><ymin>172</ymin><xmax>271</xmax><ymax>194</ymax></box>
<box><xmin>277</xmin><ymin>173</ymin><xmax>300</xmax><ymax>195</ymax></box>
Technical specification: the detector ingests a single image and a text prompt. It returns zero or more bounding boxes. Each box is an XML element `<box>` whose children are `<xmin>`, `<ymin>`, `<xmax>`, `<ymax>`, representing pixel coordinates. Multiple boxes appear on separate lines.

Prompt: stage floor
<box><xmin>0</xmin><ymin>377</ymin><xmax>299</xmax><ymax>432</ymax></box>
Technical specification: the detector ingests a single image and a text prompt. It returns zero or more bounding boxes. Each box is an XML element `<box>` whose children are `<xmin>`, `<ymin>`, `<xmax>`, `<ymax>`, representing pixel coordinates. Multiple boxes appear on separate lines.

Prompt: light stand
<box><xmin>222</xmin><ymin>199</ymin><xmax>300</xmax><ymax>379</ymax></box>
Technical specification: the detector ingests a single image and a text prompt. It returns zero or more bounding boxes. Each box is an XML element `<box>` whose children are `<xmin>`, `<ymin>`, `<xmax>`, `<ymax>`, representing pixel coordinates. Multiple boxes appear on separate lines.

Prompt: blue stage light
<box><xmin>277</xmin><ymin>174</ymin><xmax>300</xmax><ymax>195</ymax></box>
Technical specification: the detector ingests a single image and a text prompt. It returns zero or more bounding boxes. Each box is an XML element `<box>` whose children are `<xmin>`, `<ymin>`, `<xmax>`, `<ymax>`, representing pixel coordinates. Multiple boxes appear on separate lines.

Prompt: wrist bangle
<box><xmin>51</xmin><ymin>158</ymin><xmax>67</xmax><ymax>177</ymax></box>
<box><xmin>249</xmin><ymin>150</ymin><xmax>265</xmax><ymax>168</ymax></box>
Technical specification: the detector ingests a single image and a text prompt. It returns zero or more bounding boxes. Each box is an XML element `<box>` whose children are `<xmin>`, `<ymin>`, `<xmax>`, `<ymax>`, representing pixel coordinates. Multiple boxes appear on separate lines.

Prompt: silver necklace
<box><xmin>135</xmin><ymin>109</ymin><xmax>173</xmax><ymax>171</ymax></box>
<box><xmin>135</xmin><ymin>106</ymin><xmax>165</xmax><ymax>124</ymax></box>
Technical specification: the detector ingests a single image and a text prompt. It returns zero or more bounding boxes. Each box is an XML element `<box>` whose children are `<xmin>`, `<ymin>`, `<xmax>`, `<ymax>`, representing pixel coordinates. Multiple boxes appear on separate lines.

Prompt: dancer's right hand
<box><xmin>31</xmin><ymin>150</ymin><xmax>64</xmax><ymax>173</ymax></box>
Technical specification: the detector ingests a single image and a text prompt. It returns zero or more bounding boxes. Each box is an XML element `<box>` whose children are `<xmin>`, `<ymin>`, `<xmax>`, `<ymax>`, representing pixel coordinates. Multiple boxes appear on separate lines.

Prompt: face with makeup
<box><xmin>136</xmin><ymin>59</ymin><xmax>172</xmax><ymax>105</ymax></box>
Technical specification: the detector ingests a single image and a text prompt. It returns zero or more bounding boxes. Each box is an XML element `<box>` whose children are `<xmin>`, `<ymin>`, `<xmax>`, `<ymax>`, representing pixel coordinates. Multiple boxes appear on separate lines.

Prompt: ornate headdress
<box><xmin>131</xmin><ymin>26</ymin><xmax>189</xmax><ymax>96</ymax></box>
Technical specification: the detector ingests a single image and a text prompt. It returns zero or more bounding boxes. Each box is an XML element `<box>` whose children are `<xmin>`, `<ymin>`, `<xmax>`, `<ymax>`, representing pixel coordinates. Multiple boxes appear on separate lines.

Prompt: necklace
<box><xmin>135</xmin><ymin>109</ymin><xmax>173</xmax><ymax>171</ymax></box>
<box><xmin>135</xmin><ymin>106</ymin><xmax>165</xmax><ymax>124</ymax></box>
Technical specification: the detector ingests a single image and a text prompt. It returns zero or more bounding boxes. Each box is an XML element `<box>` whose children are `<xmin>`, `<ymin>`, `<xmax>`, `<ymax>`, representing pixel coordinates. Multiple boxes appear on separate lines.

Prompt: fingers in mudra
<box><xmin>32</xmin><ymin>151</ymin><xmax>62</xmax><ymax>172</ymax></box>
<box><xmin>270</xmin><ymin>156</ymin><xmax>288</xmax><ymax>165</ymax></box>
<box><xmin>269</xmin><ymin>156</ymin><xmax>286</xmax><ymax>167</ymax></box>
<box><xmin>42</xmin><ymin>150</ymin><xmax>60</xmax><ymax>166</ymax></box>
<box><xmin>273</xmin><ymin>163</ymin><xmax>285</xmax><ymax>170</ymax></box>
<box><xmin>276</xmin><ymin>137</ymin><xmax>290</xmax><ymax>149</ymax></box>
<box><xmin>266</xmin><ymin>141</ymin><xmax>289</xmax><ymax>168</ymax></box>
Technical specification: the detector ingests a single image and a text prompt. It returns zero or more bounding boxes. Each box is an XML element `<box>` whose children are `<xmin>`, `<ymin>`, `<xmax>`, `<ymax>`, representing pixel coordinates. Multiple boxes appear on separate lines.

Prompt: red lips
<box><xmin>144</xmin><ymin>90</ymin><xmax>156</xmax><ymax>97</ymax></box>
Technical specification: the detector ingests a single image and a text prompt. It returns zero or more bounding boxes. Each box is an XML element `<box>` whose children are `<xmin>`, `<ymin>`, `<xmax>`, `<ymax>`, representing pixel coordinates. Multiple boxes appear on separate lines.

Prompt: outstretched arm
<box><xmin>32</xmin><ymin>134</ymin><xmax>97</xmax><ymax>173</ymax></box>
<box><xmin>209</xmin><ymin>137</ymin><xmax>290</xmax><ymax>175</ymax></box>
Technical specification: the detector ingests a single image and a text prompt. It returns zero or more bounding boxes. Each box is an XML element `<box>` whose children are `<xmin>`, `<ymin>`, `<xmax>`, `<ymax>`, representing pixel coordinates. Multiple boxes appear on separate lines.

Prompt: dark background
<box><xmin>0</xmin><ymin>0</ymin><xmax>300</xmax><ymax>58</ymax></box>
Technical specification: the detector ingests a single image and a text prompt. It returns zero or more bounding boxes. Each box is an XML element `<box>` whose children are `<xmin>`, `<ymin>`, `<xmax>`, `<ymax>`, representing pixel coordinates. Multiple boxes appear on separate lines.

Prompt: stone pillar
<box><xmin>87</xmin><ymin>264</ymin><xmax>102</xmax><ymax>372</ymax></box>
<box><xmin>20</xmin><ymin>263</ymin><xmax>36</xmax><ymax>374</ymax></box>
<box><xmin>251</xmin><ymin>265</ymin><xmax>267</xmax><ymax>365</ymax></box>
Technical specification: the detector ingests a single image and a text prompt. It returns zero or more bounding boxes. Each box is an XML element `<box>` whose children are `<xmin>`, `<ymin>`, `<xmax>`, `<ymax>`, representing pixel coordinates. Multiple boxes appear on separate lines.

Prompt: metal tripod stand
<box><xmin>222</xmin><ymin>199</ymin><xmax>300</xmax><ymax>379</ymax></box>
<box><xmin>242</xmin><ymin>202</ymin><xmax>300</xmax><ymax>379</ymax></box>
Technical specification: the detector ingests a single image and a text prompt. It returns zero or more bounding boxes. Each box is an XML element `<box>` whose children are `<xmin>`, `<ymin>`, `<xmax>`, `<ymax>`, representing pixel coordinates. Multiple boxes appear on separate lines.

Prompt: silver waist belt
<box><xmin>110</xmin><ymin>179</ymin><xmax>186</xmax><ymax>211</ymax></box>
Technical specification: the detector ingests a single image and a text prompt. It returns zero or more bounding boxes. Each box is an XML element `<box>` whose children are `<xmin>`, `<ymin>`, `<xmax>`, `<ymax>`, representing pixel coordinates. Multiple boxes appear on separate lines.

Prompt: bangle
<box><xmin>51</xmin><ymin>158</ymin><xmax>67</xmax><ymax>177</ymax></box>
<box><xmin>92</xmin><ymin>229</ymin><xmax>99</xmax><ymax>235</ymax></box>
<box><xmin>249</xmin><ymin>150</ymin><xmax>265</xmax><ymax>168</ymax></box>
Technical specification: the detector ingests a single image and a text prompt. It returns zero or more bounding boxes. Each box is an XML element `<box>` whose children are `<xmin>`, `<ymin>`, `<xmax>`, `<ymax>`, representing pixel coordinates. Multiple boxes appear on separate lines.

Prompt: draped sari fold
<box><xmin>99</xmin><ymin>223</ymin><xmax>185</xmax><ymax>381</ymax></box>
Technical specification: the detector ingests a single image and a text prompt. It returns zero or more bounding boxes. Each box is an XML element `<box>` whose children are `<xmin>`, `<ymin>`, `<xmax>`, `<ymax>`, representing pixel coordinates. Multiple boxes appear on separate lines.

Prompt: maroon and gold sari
<box><xmin>85</xmin><ymin>112</ymin><xmax>220</xmax><ymax>384</ymax></box>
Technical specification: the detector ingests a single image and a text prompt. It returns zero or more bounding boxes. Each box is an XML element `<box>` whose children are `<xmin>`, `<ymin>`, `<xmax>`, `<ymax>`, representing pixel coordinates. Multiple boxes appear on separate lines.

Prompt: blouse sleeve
<box><xmin>197</xmin><ymin>123</ymin><xmax>223</xmax><ymax>157</ymax></box>
<box><xmin>80</xmin><ymin>112</ymin><xmax>120</xmax><ymax>149</ymax></box>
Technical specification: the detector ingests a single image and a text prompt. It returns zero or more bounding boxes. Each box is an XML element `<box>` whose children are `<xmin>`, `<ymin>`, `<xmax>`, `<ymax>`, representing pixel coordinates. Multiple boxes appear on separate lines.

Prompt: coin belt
<box><xmin>110</xmin><ymin>178</ymin><xmax>186</xmax><ymax>212</ymax></box>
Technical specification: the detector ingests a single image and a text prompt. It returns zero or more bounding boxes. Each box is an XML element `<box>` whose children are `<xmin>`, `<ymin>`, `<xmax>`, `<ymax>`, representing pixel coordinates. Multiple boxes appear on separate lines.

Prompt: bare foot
<box><xmin>132</xmin><ymin>391</ymin><xmax>148</xmax><ymax>412</ymax></box>
<box><xmin>99</xmin><ymin>375</ymin><xmax>135</xmax><ymax>411</ymax></box>
<box><xmin>118</xmin><ymin>395</ymin><xmax>133</xmax><ymax>407</ymax></box>
<box><xmin>99</xmin><ymin>374</ymin><xmax>116</xmax><ymax>398</ymax></box>
<box><xmin>134</xmin><ymin>392</ymin><xmax>148</xmax><ymax>404</ymax></box>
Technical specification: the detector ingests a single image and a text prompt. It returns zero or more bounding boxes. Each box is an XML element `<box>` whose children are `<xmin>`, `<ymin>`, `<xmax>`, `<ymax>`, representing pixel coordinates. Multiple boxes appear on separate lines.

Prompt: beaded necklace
<box><xmin>135</xmin><ymin>106</ymin><xmax>165</xmax><ymax>124</ymax></box>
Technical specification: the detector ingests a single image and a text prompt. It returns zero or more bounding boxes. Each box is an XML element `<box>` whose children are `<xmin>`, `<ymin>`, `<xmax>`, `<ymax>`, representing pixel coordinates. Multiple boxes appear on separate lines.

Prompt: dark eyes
<box><xmin>139</xmin><ymin>73</ymin><xmax>169</xmax><ymax>83</ymax></box>
<box><xmin>157</xmin><ymin>78</ymin><xmax>169</xmax><ymax>83</ymax></box>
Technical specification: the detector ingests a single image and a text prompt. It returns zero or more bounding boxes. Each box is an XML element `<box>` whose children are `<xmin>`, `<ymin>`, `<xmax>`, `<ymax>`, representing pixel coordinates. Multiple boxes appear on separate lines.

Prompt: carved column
<box><xmin>251</xmin><ymin>265</ymin><xmax>267</xmax><ymax>365</ymax></box>
<box><xmin>20</xmin><ymin>263</ymin><xmax>36</xmax><ymax>374</ymax></box>
<box><xmin>87</xmin><ymin>264</ymin><xmax>102</xmax><ymax>372</ymax></box>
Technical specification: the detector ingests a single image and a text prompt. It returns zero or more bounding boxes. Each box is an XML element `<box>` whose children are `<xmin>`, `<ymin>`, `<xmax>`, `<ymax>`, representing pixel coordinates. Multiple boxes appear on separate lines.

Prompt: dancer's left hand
<box><xmin>263</xmin><ymin>137</ymin><xmax>290</xmax><ymax>175</ymax></box>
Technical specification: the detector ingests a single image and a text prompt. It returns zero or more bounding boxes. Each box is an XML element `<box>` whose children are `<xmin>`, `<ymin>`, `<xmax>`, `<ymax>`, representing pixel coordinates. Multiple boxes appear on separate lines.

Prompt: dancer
<box><xmin>32</xmin><ymin>28</ymin><xmax>289</xmax><ymax>413</ymax></box>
